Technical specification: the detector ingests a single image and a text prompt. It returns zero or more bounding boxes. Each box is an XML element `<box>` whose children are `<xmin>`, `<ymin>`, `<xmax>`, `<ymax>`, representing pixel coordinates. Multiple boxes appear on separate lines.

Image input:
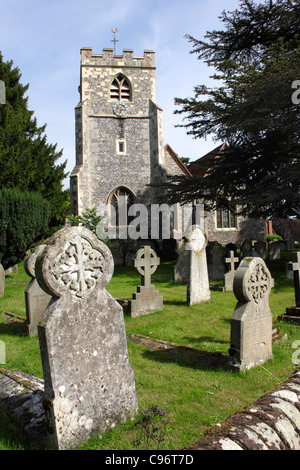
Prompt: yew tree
<box><xmin>166</xmin><ymin>0</ymin><xmax>300</xmax><ymax>219</ymax></box>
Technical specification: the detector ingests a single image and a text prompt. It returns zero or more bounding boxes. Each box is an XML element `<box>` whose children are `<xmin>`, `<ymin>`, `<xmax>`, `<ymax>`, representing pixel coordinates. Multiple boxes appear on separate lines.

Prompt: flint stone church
<box><xmin>70</xmin><ymin>47</ymin><xmax>265</xmax><ymax>261</ymax></box>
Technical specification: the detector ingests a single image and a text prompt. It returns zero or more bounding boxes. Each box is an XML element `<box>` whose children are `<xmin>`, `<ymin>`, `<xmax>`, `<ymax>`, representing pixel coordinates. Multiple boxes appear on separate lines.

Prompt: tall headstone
<box><xmin>224</xmin><ymin>251</ymin><xmax>239</xmax><ymax>291</ymax></box>
<box><xmin>24</xmin><ymin>245</ymin><xmax>52</xmax><ymax>337</ymax></box>
<box><xmin>229</xmin><ymin>257</ymin><xmax>273</xmax><ymax>371</ymax></box>
<box><xmin>187</xmin><ymin>225</ymin><xmax>210</xmax><ymax>305</ymax></box>
<box><xmin>128</xmin><ymin>246</ymin><xmax>163</xmax><ymax>317</ymax></box>
<box><xmin>36</xmin><ymin>226</ymin><xmax>138</xmax><ymax>450</ymax></box>
<box><xmin>279</xmin><ymin>252</ymin><xmax>300</xmax><ymax>325</ymax></box>
<box><xmin>0</xmin><ymin>264</ymin><xmax>4</xmax><ymax>297</ymax></box>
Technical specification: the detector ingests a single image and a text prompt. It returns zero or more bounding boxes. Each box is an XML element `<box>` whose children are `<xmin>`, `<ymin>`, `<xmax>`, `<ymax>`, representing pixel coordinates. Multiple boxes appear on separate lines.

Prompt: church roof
<box><xmin>188</xmin><ymin>143</ymin><xmax>227</xmax><ymax>177</ymax></box>
<box><xmin>164</xmin><ymin>144</ymin><xmax>192</xmax><ymax>177</ymax></box>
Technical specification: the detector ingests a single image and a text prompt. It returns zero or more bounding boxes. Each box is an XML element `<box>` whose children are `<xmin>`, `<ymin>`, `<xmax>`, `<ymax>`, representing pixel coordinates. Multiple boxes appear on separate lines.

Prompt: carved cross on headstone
<box><xmin>225</xmin><ymin>251</ymin><xmax>239</xmax><ymax>273</ymax></box>
<box><xmin>134</xmin><ymin>245</ymin><xmax>160</xmax><ymax>288</ymax></box>
<box><xmin>291</xmin><ymin>252</ymin><xmax>300</xmax><ymax>307</ymax></box>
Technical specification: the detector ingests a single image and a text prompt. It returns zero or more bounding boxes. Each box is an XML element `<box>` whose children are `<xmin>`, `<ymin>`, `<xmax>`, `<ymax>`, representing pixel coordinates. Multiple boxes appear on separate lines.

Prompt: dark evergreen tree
<box><xmin>0</xmin><ymin>52</ymin><xmax>69</xmax><ymax>229</ymax></box>
<box><xmin>164</xmin><ymin>0</ymin><xmax>300</xmax><ymax>219</ymax></box>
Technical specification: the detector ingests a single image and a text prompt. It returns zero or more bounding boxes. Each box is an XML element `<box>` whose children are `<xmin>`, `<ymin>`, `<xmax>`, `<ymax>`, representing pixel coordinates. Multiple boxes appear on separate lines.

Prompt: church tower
<box><xmin>70</xmin><ymin>47</ymin><xmax>165</xmax><ymax>218</ymax></box>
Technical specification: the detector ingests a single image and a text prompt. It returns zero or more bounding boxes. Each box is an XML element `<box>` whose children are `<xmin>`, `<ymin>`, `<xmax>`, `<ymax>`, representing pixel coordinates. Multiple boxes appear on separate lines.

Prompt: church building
<box><xmin>70</xmin><ymin>47</ymin><xmax>265</xmax><ymax>256</ymax></box>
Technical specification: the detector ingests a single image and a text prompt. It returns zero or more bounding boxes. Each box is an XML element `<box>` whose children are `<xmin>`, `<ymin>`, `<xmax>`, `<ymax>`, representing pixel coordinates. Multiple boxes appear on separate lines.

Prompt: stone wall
<box><xmin>186</xmin><ymin>371</ymin><xmax>300</xmax><ymax>450</ymax></box>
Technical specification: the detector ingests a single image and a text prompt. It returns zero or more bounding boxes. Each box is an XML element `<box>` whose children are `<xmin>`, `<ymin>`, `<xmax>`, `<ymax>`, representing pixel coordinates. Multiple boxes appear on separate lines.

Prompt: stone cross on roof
<box><xmin>225</xmin><ymin>251</ymin><xmax>239</xmax><ymax>272</ymax></box>
<box><xmin>134</xmin><ymin>245</ymin><xmax>160</xmax><ymax>288</ymax></box>
<box><xmin>291</xmin><ymin>252</ymin><xmax>300</xmax><ymax>307</ymax></box>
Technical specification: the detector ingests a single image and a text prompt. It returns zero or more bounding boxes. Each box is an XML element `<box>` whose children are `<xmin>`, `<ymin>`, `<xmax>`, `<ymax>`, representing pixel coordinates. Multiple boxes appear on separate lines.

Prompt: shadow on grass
<box><xmin>128</xmin><ymin>333</ymin><xmax>232</xmax><ymax>372</ymax></box>
<box><xmin>0</xmin><ymin>313</ymin><xmax>27</xmax><ymax>336</ymax></box>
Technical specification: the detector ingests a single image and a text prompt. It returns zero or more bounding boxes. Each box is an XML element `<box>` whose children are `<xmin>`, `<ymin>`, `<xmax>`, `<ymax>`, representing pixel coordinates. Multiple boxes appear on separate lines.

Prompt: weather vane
<box><xmin>111</xmin><ymin>28</ymin><xmax>119</xmax><ymax>55</ymax></box>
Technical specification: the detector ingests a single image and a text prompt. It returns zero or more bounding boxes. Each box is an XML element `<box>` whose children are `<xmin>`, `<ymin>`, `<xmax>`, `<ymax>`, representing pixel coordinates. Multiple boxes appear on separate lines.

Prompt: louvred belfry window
<box><xmin>110</xmin><ymin>75</ymin><xmax>131</xmax><ymax>101</ymax></box>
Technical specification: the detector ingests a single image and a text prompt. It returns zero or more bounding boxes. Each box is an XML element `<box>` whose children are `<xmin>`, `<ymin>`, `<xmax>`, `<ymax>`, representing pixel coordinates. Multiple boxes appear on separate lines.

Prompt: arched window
<box><xmin>110</xmin><ymin>74</ymin><xmax>131</xmax><ymax>101</ymax></box>
<box><xmin>108</xmin><ymin>187</ymin><xmax>135</xmax><ymax>229</ymax></box>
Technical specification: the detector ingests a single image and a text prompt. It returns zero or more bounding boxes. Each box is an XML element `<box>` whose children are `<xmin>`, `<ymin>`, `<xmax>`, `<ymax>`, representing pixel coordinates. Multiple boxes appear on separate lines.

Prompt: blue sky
<box><xmin>1</xmin><ymin>0</ymin><xmax>242</xmax><ymax>187</ymax></box>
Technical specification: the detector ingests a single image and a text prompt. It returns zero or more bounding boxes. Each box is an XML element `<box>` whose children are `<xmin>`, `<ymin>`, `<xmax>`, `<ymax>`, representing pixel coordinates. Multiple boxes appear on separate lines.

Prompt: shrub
<box><xmin>0</xmin><ymin>188</ymin><xmax>51</xmax><ymax>269</ymax></box>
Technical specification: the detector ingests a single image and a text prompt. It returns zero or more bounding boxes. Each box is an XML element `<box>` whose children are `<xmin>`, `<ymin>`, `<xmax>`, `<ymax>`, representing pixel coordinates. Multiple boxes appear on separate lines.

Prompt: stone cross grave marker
<box><xmin>291</xmin><ymin>252</ymin><xmax>300</xmax><ymax>307</ymax></box>
<box><xmin>0</xmin><ymin>264</ymin><xmax>4</xmax><ymax>297</ymax></box>
<box><xmin>128</xmin><ymin>245</ymin><xmax>163</xmax><ymax>317</ymax></box>
<box><xmin>36</xmin><ymin>226</ymin><xmax>138</xmax><ymax>450</ymax></box>
<box><xmin>24</xmin><ymin>245</ymin><xmax>52</xmax><ymax>337</ymax></box>
<box><xmin>186</xmin><ymin>225</ymin><xmax>210</xmax><ymax>305</ymax></box>
<box><xmin>280</xmin><ymin>252</ymin><xmax>300</xmax><ymax>324</ymax></box>
<box><xmin>224</xmin><ymin>251</ymin><xmax>239</xmax><ymax>291</ymax></box>
<box><xmin>229</xmin><ymin>257</ymin><xmax>273</xmax><ymax>371</ymax></box>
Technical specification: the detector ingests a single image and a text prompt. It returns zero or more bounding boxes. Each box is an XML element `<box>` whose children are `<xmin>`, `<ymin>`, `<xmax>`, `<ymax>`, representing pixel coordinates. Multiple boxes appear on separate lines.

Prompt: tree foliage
<box><xmin>165</xmin><ymin>0</ymin><xmax>300</xmax><ymax>219</ymax></box>
<box><xmin>0</xmin><ymin>52</ymin><xmax>69</xmax><ymax>229</ymax></box>
<box><xmin>0</xmin><ymin>188</ymin><xmax>51</xmax><ymax>269</ymax></box>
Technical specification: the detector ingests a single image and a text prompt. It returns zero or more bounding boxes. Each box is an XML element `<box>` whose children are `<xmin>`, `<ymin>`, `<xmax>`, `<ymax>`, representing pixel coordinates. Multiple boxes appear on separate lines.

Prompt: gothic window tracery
<box><xmin>108</xmin><ymin>187</ymin><xmax>135</xmax><ymax>229</ymax></box>
<box><xmin>110</xmin><ymin>74</ymin><xmax>131</xmax><ymax>101</ymax></box>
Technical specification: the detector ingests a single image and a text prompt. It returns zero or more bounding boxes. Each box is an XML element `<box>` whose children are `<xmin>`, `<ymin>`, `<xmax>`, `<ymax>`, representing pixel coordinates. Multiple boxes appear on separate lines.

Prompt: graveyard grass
<box><xmin>0</xmin><ymin>254</ymin><xmax>299</xmax><ymax>450</ymax></box>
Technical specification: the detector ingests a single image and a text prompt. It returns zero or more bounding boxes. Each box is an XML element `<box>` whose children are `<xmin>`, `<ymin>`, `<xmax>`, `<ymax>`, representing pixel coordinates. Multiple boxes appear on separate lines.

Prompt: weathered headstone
<box><xmin>173</xmin><ymin>239</ymin><xmax>189</xmax><ymax>284</ymax></box>
<box><xmin>24</xmin><ymin>245</ymin><xmax>52</xmax><ymax>337</ymax></box>
<box><xmin>187</xmin><ymin>225</ymin><xmax>210</xmax><ymax>305</ymax></box>
<box><xmin>279</xmin><ymin>252</ymin><xmax>300</xmax><ymax>325</ymax></box>
<box><xmin>240</xmin><ymin>240</ymin><xmax>253</xmax><ymax>258</ymax></box>
<box><xmin>206</xmin><ymin>242</ymin><xmax>227</xmax><ymax>281</ymax></box>
<box><xmin>224</xmin><ymin>251</ymin><xmax>239</xmax><ymax>291</ymax></box>
<box><xmin>252</xmin><ymin>241</ymin><xmax>267</xmax><ymax>259</ymax></box>
<box><xmin>229</xmin><ymin>257</ymin><xmax>273</xmax><ymax>371</ymax></box>
<box><xmin>36</xmin><ymin>226</ymin><xmax>138</xmax><ymax>449</ymax></box>
<box><xmin>0</xmin><ymin>264</ymin><xmax>5</xmax><ymax>297</ymax></box>
<box><xmin>268</xmin><ymin>241</ymin><xmax>281</xmax><ymax>260</ymax></box>
<box><xmin>128</xmin><ymin>245</ymin><xmax>163</xmax><ymax>317</ymax></box>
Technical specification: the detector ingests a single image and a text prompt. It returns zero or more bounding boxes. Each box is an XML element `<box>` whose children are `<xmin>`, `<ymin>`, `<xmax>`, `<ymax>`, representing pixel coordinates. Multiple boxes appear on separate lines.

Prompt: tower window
<box><xmin>110</xmin><ymin>74</ymin><xmax>131</xmax><ymax>101</ymax></box>
<box><xmin>116</xmin><ymin>139</ymin><xmax>126</xmax><ymax>154</ymax></box>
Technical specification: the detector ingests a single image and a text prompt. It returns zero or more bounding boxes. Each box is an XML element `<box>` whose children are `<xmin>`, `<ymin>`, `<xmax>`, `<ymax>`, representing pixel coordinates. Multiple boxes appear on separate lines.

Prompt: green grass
<box><xmin>0</xmin><ymin>255</ymin><xmax>299</xmax><ymax>450</ymax></box>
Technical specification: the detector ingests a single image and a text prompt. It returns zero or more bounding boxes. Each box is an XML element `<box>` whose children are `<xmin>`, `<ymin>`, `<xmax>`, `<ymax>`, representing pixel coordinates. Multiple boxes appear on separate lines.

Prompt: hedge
<box><xmin>0</xmin><ymin>188</ymin><xmax>51</xmax><ymax>269</ymax></box>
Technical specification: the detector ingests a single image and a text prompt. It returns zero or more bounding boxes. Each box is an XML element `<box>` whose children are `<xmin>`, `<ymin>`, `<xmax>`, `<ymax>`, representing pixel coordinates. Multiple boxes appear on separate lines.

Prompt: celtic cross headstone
<box><xmin>128</xmin><ymin>245</ymin><xmax>163</xmax><ymax>317</ymax></box>
<box><xmin>36</xmin><ymin>226</ymin><xmax>138</xmax><ymax>449</ymax></box>
<box><xmin>24</xmin><ymin>244</ymin><xmax>52</xmax><ymax>337</ymax></box>
<box><xmin>229</xmin><ymin>257</ymin><xmax>273</xmax><ymax>371</ymax></box>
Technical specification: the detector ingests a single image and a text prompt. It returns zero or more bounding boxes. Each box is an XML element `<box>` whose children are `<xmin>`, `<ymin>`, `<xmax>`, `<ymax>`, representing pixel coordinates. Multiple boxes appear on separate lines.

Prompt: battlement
<box><xmin>80</xmin><ymin>47</ymin><xmax>155</xmax><ymax>69</ymax></box>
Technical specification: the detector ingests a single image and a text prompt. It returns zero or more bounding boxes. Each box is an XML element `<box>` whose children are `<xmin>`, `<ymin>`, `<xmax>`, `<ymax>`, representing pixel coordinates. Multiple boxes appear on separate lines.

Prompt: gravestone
<box><xmin>268</xmin><ymin>241</ymin><xmax>281</xmax><ymax>260</ymax></box>
<box><xmin>128</xmin><ymin>245</ymin><xmax>163</xmax><ymax>317</ymax></box>
<box><xmin>224</xmin><ymin>251</ymin><xmax>239</xmax><ymax>291</ymax></box>
<box><xmin>187</xmin><ymin>225</ymin><xmax>211</xmax><ymax>305</ymax></box>
<box><xmin>279</xmin><ymin>252</ymin><xmax>300</xmax><ymax>325</ymax></box>
<box><xmin>206</xmin><ymin>242</ymin><xmax>227</xmax><ymax>281</ymax></box>
<box><xmin>240</xmin><ymin>240</ymin><xmax>253</xmax><ymax>258</ymax></box>
<box><xmin>252</xmin><ymin>241</ymin><xmax>267</xmax><ymax>259</ymax></box>
<box><xmin>173</xmin><ymin>239</ymin><xmax>189</xmax><ymax>283</ymax></box>
<box><xmin>24</xmin><ymin>245</ymin><xmax>52</xmax><ymax>337</ymax></box>
<box><xmin>0</xmin><ymin>264</ymin><xmax>4</xmax><ymax>297</ymax></box>
<box><xmin>229</xmin><ymin>257</ymin><xmax>273</xmax><ymax>371</ymax></box>
<box><xmin>36</xmin><ymin>226</ymin><xmax>138</xmax><ymax>450</ymax></box>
